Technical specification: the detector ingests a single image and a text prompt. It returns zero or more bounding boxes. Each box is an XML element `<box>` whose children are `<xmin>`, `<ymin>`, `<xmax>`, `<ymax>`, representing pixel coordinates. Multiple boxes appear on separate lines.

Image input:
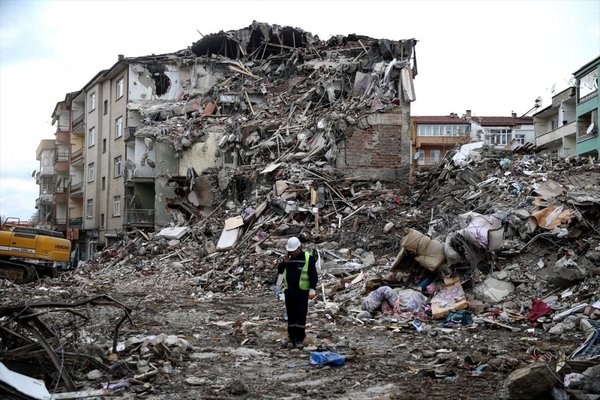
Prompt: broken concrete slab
<box><xmin>504</xmin><ymin>363</ymin><xmax>560</xmax><ymax>399</ymax></box>
<box><xmin>474</xmin><ymin>277</ymin><xmax>515</xmax><ymax>303</ymax></box>
<box><xmin>157</xmin><ymin>226</ymin><xmax>190</xmax><ymax>239</ymax></box>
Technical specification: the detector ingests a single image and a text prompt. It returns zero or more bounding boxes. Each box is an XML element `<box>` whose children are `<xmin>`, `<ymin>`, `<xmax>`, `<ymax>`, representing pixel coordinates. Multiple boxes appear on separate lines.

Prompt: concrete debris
<box><xmin>2</xmin><ymin>21</ymin><xmax>600</xmax><ymax>400</ymax></box>
<box><xmin>504</xmin><ymin>362</ymin><xmax>560</xmax><ymax>399</ymax></box>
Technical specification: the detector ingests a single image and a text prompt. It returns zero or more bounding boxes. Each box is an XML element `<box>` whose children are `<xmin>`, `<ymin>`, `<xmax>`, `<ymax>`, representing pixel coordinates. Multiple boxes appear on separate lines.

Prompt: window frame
<box><xmin>115</xmin><ymin>116</ymin><xmax>123</xmax><ymax>139</ymax></box>
<box><xmin>430</xmin><ymin>149</ymin><xmax>441</xmax><ymax>164</ymax></box>
<box><xmin>113</xmin><ymin>195</ymin><xmax>121</xmax><ymax>217</ymax></box>
<box><xmin>116</xmin><ymin>78</ymin><xmax>124</xmax><ymax>100</ymax></box>
<box><xmin>86</xmin><ymin>199</ymin><xmax>93</xmax><ymax>218</ymax></box>
<box><xmin>114</xmin><ymin>156</ymin><xmax>122</xmax><ymax>178</ymax></box>
<box><xmin>89</xmin><ymin>92</ymin><xmax>96</xmax><ymax>112</ymax></box>
<box><xmin>88</xmin><ymin>127</ymin><xmax>96</xmax><ymax>148</ymax></box>
<box><xmin>87</xmin><ymin>162</ymin><xmax>95</xmax><ymax>182</ymax></box>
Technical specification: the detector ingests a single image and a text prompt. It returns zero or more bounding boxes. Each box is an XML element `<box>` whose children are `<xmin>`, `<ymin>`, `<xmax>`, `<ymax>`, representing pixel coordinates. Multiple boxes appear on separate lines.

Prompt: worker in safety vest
<box><xmin>275</xmin><ymin>236</ymin><xmax>318</xmax><ymax>349</ymax></box>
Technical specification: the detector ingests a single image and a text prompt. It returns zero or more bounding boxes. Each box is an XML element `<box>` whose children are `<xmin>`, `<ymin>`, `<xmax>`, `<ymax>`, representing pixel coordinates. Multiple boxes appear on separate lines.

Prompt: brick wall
<box><xmin>337</xmin><ymin>109</ymin><xmax>410</xmax><ymax>181</ymax></box>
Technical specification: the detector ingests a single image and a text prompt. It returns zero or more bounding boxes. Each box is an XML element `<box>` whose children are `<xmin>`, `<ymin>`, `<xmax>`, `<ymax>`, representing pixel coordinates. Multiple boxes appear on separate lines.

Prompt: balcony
<box><xmin>71</xmin><ymin>148</ymin><xmax>84</xmax><ymax>164</ymax></box>
<box><xmin>54</xmin><ymin>188</ymin><xmax>68</xmax><ymax>203</ymax></box>
<box><xmin>123</xmin><ymin>209</ymin><xmax>155</xmax><ymax>228</ymax></box>
<box><xmin>72</xmin><ymin>114</ymin><xmax>84</xmax><ymax>133</ymax></box>
<box><xmin>68</xmin><ymin>217</ymin><xmax>83</xmax><ymax>228</ymax></box>
<box><xmin>536</xmin><ymin>122</ymin><xmax>576</xmax><ymax>147</ymax></box>
<box><xmin>416</xmin><ymin>135</ymin><xmax>470</xmax><ymax>147</ymax></box>
<box><xmin>55</xmin><ymin>131</ymin><xmax>70</xmax><ymax>144</ymax></box>
<box><xmin>70</xmin><ymin>182</ymin><xmax>84</xmax><ymax>198</ymax></box>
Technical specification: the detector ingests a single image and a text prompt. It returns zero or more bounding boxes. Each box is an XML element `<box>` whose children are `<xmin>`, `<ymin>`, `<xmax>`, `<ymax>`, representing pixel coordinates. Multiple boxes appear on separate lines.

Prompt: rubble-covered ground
<box><xmin>1</xmin><ymin>146</ymin><xmax>600</xmax><ymax>399</ymax></box>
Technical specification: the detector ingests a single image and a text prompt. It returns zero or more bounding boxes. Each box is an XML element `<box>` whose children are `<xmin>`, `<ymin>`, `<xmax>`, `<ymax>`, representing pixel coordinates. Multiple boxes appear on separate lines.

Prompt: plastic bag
<box><xmin>309</xmin><ymin>351</ymin><xmax>345</xmax><ymax>367</ymax></box>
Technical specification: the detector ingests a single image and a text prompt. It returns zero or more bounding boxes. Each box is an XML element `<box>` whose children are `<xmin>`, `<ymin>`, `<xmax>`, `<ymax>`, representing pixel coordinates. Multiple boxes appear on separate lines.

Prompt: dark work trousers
<box><xmin>284</xmin><ymin>289</ymin><xmax>309</xmax><ymax>344</ymax></box>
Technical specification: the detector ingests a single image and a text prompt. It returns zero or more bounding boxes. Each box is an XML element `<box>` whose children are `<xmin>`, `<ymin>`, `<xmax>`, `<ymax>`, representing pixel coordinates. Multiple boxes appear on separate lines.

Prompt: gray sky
<box><xmin>1</xmin><ymin>0</ymin><xmax>599</xmax><ymax>221</ymax></box>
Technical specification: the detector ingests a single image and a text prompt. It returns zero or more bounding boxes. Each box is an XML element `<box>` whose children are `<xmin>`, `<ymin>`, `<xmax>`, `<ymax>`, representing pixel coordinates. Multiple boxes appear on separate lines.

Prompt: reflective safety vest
<box><xmin>283</xmin><ymin>251</ymin><xmax>311</xmax><ymax>291</ymax></box>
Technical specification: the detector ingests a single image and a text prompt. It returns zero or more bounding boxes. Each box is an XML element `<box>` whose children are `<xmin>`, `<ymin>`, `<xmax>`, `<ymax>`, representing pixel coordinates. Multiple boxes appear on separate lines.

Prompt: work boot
<box><xmin>281</xmin><ymin>340</ymin><xmax>295</xmax><ymax>349</ymax></box>
<box><xmin>294</xmin><ymin>341</ymin><xmax>304</xmax><ymax>350</ymax></box>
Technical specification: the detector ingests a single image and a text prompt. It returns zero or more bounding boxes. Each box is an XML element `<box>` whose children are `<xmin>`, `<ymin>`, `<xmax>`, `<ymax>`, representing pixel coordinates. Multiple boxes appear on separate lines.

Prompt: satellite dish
<box><xmin>124</xmin><ymin>159</ymin><xmax>135</xmax><ymax>170</ymax></box>
<box><xmin>586</xmin><ymin>123</ymin><xmax>595</xmax><ymax>134</ymax></box>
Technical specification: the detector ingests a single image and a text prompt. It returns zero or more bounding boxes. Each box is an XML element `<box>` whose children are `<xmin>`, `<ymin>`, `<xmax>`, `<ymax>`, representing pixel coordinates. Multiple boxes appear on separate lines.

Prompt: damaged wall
<box><xmin>337</xmin><ymin>110</ymin><xmax>410</xmax><ymax>181</ymax></box>
<box><xmin>103</xmin><ymin>23</ymin><xmax>418</xmax><ymax>226</ymax></box>
<box><xmin>178</xmin><ymin>126</ymin><xmax>225</xmax><ymax>175</ymax></box>
<box><xmin>154</xmin><ymin>141</ymin><xmax>178</xmax><ymax>227</ymax></box>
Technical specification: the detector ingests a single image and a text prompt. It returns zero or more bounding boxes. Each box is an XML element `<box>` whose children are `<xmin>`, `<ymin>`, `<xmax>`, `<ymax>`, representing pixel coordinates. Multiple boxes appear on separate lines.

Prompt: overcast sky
<box><xmin>1</xmin><ymin>0</ymin><xmax>599</xmax><ymax>221</ymax></box>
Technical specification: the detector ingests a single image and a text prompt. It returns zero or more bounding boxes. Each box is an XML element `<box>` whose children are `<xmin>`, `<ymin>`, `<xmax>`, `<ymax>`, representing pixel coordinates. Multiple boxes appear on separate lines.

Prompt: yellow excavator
<box><xmin>0</xmin><ymin>218</ymin><xmax>71</xmax><ymax>282</ymax></box>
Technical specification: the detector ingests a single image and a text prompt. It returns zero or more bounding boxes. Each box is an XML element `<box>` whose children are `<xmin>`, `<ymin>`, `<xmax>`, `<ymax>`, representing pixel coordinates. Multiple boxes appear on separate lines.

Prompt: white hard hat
<box><xmin>286</xmin><ymin>236</ymin><xmax>301</xmax><ymax>252</ymax></box>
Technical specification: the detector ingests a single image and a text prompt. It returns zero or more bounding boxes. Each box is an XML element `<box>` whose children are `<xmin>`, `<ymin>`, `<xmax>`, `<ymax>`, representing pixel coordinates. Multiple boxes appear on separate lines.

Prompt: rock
<box><xmin>186</xmin><ymin>376</ymin><xmax>208</xmax><ymax>386</ymax></box>
<box><xmin>87</xmin><ymin>369</ymin><xmax>103</xmax><ymax>380</ymax></box>
<box><xmin>383</xmin><ymin>222</ymin><xmax>394</xmax><ymax>233</ymax></box>
<box><xmin>550</xmin><ymin>256</ymin><xmax>586</xmax><ymax>288</ymax></box>
<box><xmin>468</xmin><ymin>299</ymin><xmax>486</xmax><ymax>314</ymax></box>
<box><xmin>504</xmin><ymin>363</ymin><xmax>560</xmax><ymax>399</ymax></box>
<box><xmin>229</xmin><ymin>379</ymin><xmax>248</xmax><ymax>395</ymax></box>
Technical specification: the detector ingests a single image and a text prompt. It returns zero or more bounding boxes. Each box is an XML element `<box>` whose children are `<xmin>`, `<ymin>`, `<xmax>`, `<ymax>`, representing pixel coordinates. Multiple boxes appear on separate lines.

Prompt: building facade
<box><xmin>34</xmin><ymin>140</ymin><xmax>56</xmax><ymax>229</ymax></box>
<box><xmin>467</xmin><ymin>111</ymin><xmax>534</xmax><ymax>151</ymax></box>
<box><xmin>411</xmin><ymin>114</ymin><xmax>471</xmax><ymax>166</ymax></box>
<box><xmin>573</xmin><ymin>56</ymin><xmax>599</xmax><ymax>158</ymax></box>
<box><xmin>533</xmin><ymin>87</ymin><xmax>577</xmax><ymax>157</ymax></box>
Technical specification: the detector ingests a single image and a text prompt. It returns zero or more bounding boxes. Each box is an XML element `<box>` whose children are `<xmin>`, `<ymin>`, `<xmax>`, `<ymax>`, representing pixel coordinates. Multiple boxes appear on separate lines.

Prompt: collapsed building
<box><xmin>37</xmin><ymin>22</ymin><xmax>418</xmax><ymax>258</ymax></box>
<box><xmin>130</xmin><ymin>22</ymin><xmax>417</xmax><ymax>229</ymax></box>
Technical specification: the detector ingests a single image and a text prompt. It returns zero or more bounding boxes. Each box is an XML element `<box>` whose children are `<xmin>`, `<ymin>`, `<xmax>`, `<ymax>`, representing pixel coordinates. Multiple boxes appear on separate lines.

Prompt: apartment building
<box><xmin>34</xmin><ymin>140</ymin><xmax>55</xmax><ymax>229</ymax></box>
<box><xmin>411</xmin><ymin>114</ymin><xmax>470</xmax><ymax>166</ymax></box>
<box><xmin>80</xmin><ymin>54</ymin><xmax>203</xmax><ymax>255</ymax></box>
<box><xmin>411</xmin><ymin>110</ymin><xmax>534</xmax><ymax>167</ymax></box>
<box><xmin>573</xmin><ymin>56</ymin><xmax>599</xmax><ymax>158</ymax></box>
<box><xmin>533</xmin><ymin>87</ymin><xmax>577</xmax><ymax>157</ymax></box>
<box><xmin>467</xmin><ymin>111</ymin><xmax>534</xmax><ymax>150</ymax></box>
<box><xmin>39</xmin><ymin>23</ymin><xmax>418</xmax><ymax>259</ymax></box>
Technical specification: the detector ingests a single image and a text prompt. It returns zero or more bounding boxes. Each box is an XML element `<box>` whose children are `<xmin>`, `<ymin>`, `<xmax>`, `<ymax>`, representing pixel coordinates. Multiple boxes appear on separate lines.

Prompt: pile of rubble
<box><xmin>2</xmin><ymin>142</ymin><xmax>599</xmax><ymax>398</ymax></box>
<box><xmin>1</xmin><ymin>21</ymin><xmax>599</xmax><ymax>399</ymax></box>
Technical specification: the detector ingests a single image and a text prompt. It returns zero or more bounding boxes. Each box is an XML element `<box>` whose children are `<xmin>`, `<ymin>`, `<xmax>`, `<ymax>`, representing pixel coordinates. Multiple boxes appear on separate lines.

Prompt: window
<box><xmin>103</xmin><ymin>100</ymin><xmax>108</xmax><ymax>115</ymax></box>
<box><xmin>88</xmin><ymin>127</ymin><xmax>96</xmax><ymax>147</ymax></box>
<box><xmin>485</xmin><ymin>128</ymin><xmax>512</xmax><ymax>145</ymax></box>
<box><xmin>578</xmin><ymin>69</ymin><xmax>598</xmax><ymax>101</ymax></box>
<box><xmin>417</xmin><ymin>124</ymin><xmax>469</xmax><ymax>137</ymax></box>
<box><xmin>102</xmin><ymin>176</ymin><xmax>106</xmax><ymax>190</ymax></box>
<box><xmin>515</xmin><ymin>134</ymin><xmax>525</xmax><ymax>145</ymax></box>
<box><xmin>114</xmin><ymin>156</ymin><xmax>122</xmax><ymax>177</ymax></box>
<box><xmin>115</xmin><ymin>116</ymin><xmax>123</xmax><ymax>139</ymax></box>
<box><xmin>417</xmin><ymin>150</ymin><xmax>425</xmax><ymax>165</ymax></box>
<box><xmin>113</xmin><ymin>196</ymin><xmax>121</xmax><ymax>217</ymax></box>
<box><xmin>102</xmin><ymin>138</ymin><xmax>107</xmax><ymax>153</ymax></box>
<box><xmin>89</xmin><ymin>92</ymin><xmax>96</xmax><ymax>112</ymax></box>
<box><xmin>87</xmin><ymin>162</ymin><xmax>95</xmax><ymax>182</ymax></box>
<box><xmin>430</xmin><ymin>149</ymin><xmax>441</xmax><ymax>164</ymax></box>
<box><xmin>100</xmin><ymin>213</ymin><xmax>105</xmax><ymax>228</ymax></box>
<box><xmin>86</xmin><ymin>199</ymin><xmax>93</xmax><ymax>218</ymax></box>
<box><xmin>116</xmin><ymin>78</ymin><xmax>124</xmax><ymax>99</ymax></box>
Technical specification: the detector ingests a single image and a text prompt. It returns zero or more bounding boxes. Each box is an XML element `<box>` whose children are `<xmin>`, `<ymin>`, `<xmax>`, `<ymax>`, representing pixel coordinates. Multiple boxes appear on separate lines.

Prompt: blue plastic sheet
<box><xmin>309</xmin><ymin>351</ymin><xmax>346</xmax><ymax>367</ymax></box>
